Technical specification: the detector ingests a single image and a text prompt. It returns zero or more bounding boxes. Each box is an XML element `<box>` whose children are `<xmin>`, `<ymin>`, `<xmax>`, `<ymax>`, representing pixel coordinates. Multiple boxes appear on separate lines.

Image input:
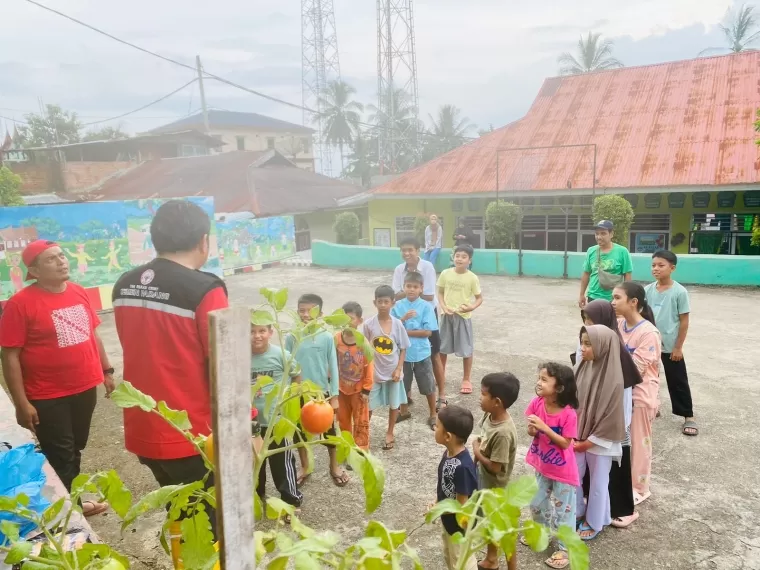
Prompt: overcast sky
<box><xmin>0</xmin><ymin>0</ymin><xmax>750</xmax><ymax>137</ymax></box>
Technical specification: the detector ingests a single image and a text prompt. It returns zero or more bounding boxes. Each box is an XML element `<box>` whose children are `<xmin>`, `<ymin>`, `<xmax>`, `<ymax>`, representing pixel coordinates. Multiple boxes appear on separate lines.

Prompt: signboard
<box><xmin>692</xmin><ymin>192</ymin><xmax>711</xmax><ymax>208</ymax></box>
<box><xmin>667</xmin><ymin>193</ymin><xmax>685</xmax><ymax>208</ymax></box>
<box><xmin>645</xmin><ymin>194</ymin><xmax>662</xmax><ymax>208</ymax></box>
<box><xmin>623</xmin><ymin>194</ymin><xmax>639</xmax><ymax>208</ymax></box>
<box><xmin>717</xmin><ymin>191</ymin><xmax>736</xmax><ymax>208</ymax></box>
<box><xmin>634</xmin><ymin>233</ymin><xmax>667</xmax><ymax>253</ymax></box>
<box><xmin>744</xmin><ymin>191</ymin><xmax>760</xmax><ymax>208</ymax></box>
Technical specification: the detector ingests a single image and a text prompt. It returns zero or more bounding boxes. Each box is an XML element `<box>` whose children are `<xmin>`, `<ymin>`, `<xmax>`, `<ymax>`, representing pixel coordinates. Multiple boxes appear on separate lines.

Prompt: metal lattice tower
<box><xmin>377</xmin><ymin>0</ymin><xmax>419</xmax><ymax>174</ymax></box>
<box><xmin>301</xmin><ymin>0</ymin><xmax>341</xmax><ymax>176</ymax></box>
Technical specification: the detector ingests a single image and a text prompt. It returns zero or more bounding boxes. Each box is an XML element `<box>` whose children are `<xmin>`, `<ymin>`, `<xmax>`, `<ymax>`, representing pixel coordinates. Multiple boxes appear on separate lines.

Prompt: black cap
<box><xmin>594</xmin><ymin>220</ymin><xmax>614</xmax><ymax>231</ymax></box>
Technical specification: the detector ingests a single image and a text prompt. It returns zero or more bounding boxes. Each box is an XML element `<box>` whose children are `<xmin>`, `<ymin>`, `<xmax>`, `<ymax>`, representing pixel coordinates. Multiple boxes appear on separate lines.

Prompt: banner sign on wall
<box><xmin>667</xmin><ymin>193</ymin><xmax>685</xmax><ymax>208</ymax></box>
<box><xmin>634</xmin><ymin>233</ymin><xmax>667</xmax><ymax>253</ymax></box>
<box><xmin>645</xmin><ymin>193</ymin><xmax>662</xmax><ymax>208</ymax></box>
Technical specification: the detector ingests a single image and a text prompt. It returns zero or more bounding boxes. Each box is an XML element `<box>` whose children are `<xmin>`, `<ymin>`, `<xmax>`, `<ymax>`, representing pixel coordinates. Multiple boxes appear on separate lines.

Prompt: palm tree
<box><xmin>366</xmin><ymin>87</ymin><xmax>420</xmax><ymax>173</ymax></box>
<box><xmin>344</xmin><ymin>133</ymin><xmax>378</xmax><ymax>187</ymax></box>
<box><xmin>317</xmin><ymin>80</ymin><xmax>364</xmax><ymax>171</ymax></box>
<box><xmin>558</xmin><ymin>32</ymin><xmax>623</xmax><ymax>75</ymax></box>
<box><xmin>700</xmin><ymin>4</ymin><xmax>760</xmax><ymax>56</ymax></box>
<box><xmin>421</xmin><ymin>104</ymin><xmax>475</xmax><ymax>161</ymax></box>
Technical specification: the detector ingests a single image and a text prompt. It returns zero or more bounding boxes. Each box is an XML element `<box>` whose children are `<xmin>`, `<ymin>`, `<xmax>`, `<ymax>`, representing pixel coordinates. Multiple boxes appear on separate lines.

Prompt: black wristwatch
<box><xmin>103</xmin><ymin>367</ymin><xmax>115</xmax><ymax>376</ymax></box>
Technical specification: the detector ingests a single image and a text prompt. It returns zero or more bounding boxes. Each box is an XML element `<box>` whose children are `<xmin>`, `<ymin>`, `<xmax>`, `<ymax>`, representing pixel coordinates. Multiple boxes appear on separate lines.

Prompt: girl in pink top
<box><xmin>525</xmin><ymin>362</ymin><xmax>579</xmax><ymax>569</ymax></box>
<box><xmin>613</xmin><ymin>282</ymin><xmax>661</xmax><ymax>505</ymax></box>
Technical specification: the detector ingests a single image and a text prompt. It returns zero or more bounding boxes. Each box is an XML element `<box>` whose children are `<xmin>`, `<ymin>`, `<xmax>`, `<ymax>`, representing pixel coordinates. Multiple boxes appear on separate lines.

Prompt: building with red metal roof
<box><xmin>359</xmin><ymin>51</ymin><xmax>760</xmax><ymax>255</ymax></box>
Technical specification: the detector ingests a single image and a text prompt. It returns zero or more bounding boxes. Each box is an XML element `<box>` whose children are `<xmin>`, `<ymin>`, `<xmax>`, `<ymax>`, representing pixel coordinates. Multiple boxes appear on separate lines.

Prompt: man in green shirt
<box><xmin>579</xmin><ymin>220</ymin><xmax>633</xmax><ymax>307</ymax></box>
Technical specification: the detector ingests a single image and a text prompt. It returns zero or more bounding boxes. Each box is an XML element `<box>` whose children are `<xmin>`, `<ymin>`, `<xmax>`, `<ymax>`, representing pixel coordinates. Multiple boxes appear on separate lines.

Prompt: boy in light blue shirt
<box><xmin>644</xmin><ymin>250</ymin><xmax>697</xmax><ymax>437</ymax></box>
<box><xmin>285</xmin><ymin>294</ymin><xmax>347</xmax><ymax>486</ymax></box>
<box><xmin>391</xmin><ymin>272</ymin><xmax>438</xmax><ymax>430</ymax></box>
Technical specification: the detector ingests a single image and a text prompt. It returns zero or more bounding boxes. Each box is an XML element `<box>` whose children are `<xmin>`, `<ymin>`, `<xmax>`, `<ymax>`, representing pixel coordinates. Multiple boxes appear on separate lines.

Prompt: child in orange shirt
<box><xmin>335</xmin><ymin>302</ymin><xmax>374</xmax><ymax>450</ymax></box>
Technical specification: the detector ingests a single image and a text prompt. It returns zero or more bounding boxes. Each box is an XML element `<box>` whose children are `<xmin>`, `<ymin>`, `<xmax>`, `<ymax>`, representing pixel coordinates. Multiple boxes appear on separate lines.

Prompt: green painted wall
<box><xmin>367</xmin><ymin>190</ymin><xmax>760</xmax><ymax>255</ymax></box>
<box><xmin>312</xmin><ymin>241</ymin><xmax>760</xmax><ymax>286</ymax></box>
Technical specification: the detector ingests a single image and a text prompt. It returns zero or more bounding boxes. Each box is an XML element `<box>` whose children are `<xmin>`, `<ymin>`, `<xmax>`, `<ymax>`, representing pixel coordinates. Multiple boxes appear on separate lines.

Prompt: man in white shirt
<box><xmin>391</xmin><ymin>237</ymin><xmax>447</xmax><ymax>413</ymax></box>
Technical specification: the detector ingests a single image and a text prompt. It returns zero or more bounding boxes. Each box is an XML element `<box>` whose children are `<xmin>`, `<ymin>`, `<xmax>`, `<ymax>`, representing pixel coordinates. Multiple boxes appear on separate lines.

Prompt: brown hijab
<box><xmin>583</xmin><ymin>300</ymin><xmax>642</xmax><ymax>389</ymax></box>
<box><xmin>575</xmin><ymin>325</ymin><xmax>626</xmax><ymax>443</ymax></box>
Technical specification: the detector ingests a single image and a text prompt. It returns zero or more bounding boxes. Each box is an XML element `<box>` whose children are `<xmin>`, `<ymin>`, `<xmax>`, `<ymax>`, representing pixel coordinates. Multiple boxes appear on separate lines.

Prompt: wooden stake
<box><xmin>209</xmin><ymin>307</ymin><xmax>255</xmax><ymax>570</ymax></box>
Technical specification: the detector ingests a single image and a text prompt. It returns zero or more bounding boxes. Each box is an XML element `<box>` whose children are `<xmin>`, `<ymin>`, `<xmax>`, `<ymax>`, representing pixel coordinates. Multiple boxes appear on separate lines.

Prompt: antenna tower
<box><xmin>301</xmin><ymin>0</ymin><xmax>341</xmax><ymax>176</ymax></box>
<box><xmin>377</xmin><ymin>0</ymin><xmax>419</xmax><ymax>174</ymax></box>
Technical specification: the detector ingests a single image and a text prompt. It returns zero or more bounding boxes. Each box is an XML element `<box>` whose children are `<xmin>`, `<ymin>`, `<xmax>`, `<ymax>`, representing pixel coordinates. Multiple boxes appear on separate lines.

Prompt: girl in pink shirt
<box><xmin>525</xmin><ymin>362</ymin><xmax>579</xmax><ymax>569</ymax></box>
<box><xmin>613</xmin><ymin>282</ymin><xmax>661</xmax><ymax>505</ymax></box>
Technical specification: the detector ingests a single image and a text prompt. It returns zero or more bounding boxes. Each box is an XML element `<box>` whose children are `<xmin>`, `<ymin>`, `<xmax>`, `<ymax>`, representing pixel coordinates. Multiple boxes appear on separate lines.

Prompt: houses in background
<box><xmin>353</xmin><ymin>51</ymin><xmax>760</xmax><ymax>256</ymax></box>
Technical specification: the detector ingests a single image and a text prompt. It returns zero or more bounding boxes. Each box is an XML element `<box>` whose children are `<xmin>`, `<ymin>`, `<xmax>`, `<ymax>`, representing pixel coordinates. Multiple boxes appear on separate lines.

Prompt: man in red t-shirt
<box><xmin>112</xmin><ymin>200</ymin><xmax>228</xmax><ymax>528</ymax></box>
<box><xmin>0</xmin><ymin>240</ymin><xmax>114</xmax><ymax>517</ymax></box>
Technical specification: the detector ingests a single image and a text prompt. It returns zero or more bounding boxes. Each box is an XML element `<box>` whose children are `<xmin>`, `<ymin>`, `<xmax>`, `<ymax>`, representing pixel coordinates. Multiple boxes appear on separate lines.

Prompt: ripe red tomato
<box><xmin>300</xmin><ymin>400</ymin><xmax>334</xmax><ymax>434</ymax></box>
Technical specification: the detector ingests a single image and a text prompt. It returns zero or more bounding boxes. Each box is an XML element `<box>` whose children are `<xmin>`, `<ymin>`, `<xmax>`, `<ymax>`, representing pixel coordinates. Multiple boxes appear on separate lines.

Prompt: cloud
<box><xmin>0</xmin><ymin>0</ymin><xmax>746</xmax><ymax>137</ymax></box>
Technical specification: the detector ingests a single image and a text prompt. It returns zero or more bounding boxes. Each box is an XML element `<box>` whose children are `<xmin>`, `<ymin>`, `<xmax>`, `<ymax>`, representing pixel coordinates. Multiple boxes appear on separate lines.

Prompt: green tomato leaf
<box><xmin>522</xmin><ymin>520</ymin><xmax>550</xmax><ymax>553</ymax></box>
<box><xmin>425</xmin><ymin>498</ymin><xmax>465</xmax><ymax>524</ymax></box>
<box><xmin>264</xmin><ymin>388</ymin><xmax>280</xmax><ymax>420</ymax></box>
<box><xmin>267</xmin><ymin>557</ymin><xmax>288</xmax><ymax>570</ymax></box>
<box><xmin>275</xmin><ymin>532</ymin><xmax>293</xmax><ymax>551</ymax></box>
<box><xmin>294</xmin><ymin>551</ymin><xmax>321</xmax><ymax>570</ymax></box>
<box><xmin>499</xmin><ymin>533</ymin><xmax>518</xmax><ymax>564</ymax></box>
<box><xmin>251</xmin><ymin>310</ymin><xmax>275</xmax><ymax>326</ymax></box>
<box><xmin>557</xmin><ymin>525</ymin><xmax>590</xmax><ymax>570</ymax></box>
<box><xmin>254</xmin><ymin>492</ymin><xmax>264</xmax><ymax>521</ymax></box>
<box><xmin>110</xmin><ymin>381</ymin><xmax>156</xmax><ymax>412</ymax></box>
<box><xmin>156</xmin><ymin>401</ymin><xmax>192</xmax><ymax>431</ymax></box>
<box><xmin>167</xmin><ymin>482</ymin><xmax>206</xmax><ymax>522</ymax></box>
<box><xmin>0</xmin><ymin>520</ymin><xmax>20</xmax><ymax>543</ymax></box>
<box><xmin>360</xmin><ymin>451</ymin><xmax>385</xmax><ymax>513</ymax></box>
<box><xmin>309</xmin><ymin>305</ymin><xmax>321</xmax><ymax>319</ymax></box>
<box><xmin>402</xmin><ymin>544</ymin><xmax>424</xmax><ymax>570</ymax></box>
<box><xmin>98</xmin><ymin>470</ymin><xmax>133</xmax><ymax>518</ymax></box>
<box><xmin>289</xmin><ymin>513</ymin><xmax>314</xmax><ymax>538</ymax></box>
<box><xmin>179</xmin><ymin>510</ymin><xmax>216</xmax><ymax>570</ymax></box>
<box><xmin>4</xmin><ymin>541</ymin><xmax>32</xmax><ymax>564</ymax></box>
<box><xmin>365</xmin><ymin>520</ymin><xmax>407</xmax><ymax>551</ymax></box>
<box><xmin>282</xmin><ymin>386</ymin><xmax>301</xmax><ymax>425</ymax></box>
<box><xmin>300</xmin><ymin>380</ymin><xmax>324</xmax><ymax>399</ymax></box>
<box><xmin>323</xmin><ymin>312</ymin><xmax>351</xmax><ymax>327</ymax></box>
<box><xmin>266</xmin><ymin>497</ymin><xmax>296</xmax><ymax>520</ymax></box>
<box><xmin>259</xmin><ymin>288</ymin><xmax>276</xmax><ymax>303</ymax></box>
<box><xmin>41</xmin><ymin>498</ymin><xmax>66</xmax><ymax>526</ymax></box>
<box><xmin>20</xmin><ymin>562</ymin><xmax>56</xmax><ymax>570</ymax></box>
<box><xmin>123</xmin><ymin>483</ymin><xmax>200</xmax><ymax>530</ymax></box>
<box><xmin>273</xmin><ymin>289</ymin><xmax>288</xmax><ymax>311</ymax></box>
<box><xmin>503</xmin><ymin>474</ymin><xmax>538</xmax><ymax>508</ymax></box>
<box><xmin>272</xmin><ymin>417</ymin><xmax>298</xmax><ymax>444</ymax></box>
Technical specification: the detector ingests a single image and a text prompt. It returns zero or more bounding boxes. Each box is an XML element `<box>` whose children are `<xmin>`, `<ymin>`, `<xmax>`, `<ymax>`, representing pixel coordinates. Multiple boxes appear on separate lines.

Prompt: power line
<box><xmin>81</xmin><ymin>79</ymin><xmax>197</xmax><ymax>126</ymax></box>
<box><xmin>0</xmin><ymin>114</ymin><xmax>28</xmax><ymax>126</ymax></box>
<box><xmin>23</xmin><ymin>0</ymin><xmax>477</xmax><ymax>142</ymax></box>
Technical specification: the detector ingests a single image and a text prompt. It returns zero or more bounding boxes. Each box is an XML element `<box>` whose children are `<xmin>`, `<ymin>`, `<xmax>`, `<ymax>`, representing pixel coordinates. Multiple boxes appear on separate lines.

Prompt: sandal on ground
<box><xmin>396</xmin><ymin>411</ymin><xmax>412</xmax><ymax>423</ymax></box>
<box><xmin>427</xmin><ymin>416</ymin><xmax>437</xmax><ymax>430</ymax></box>
<box><xmin>577</xmin><ymin>521</ymin><xmax>600</xmax><ymax>541</ymax></box>
<box><xmin>682</xmin><ymin>420</ymin><xmax>699</xmax><ymax>436</ymax></box>
<box><xmin>282</xmin><ymin>508</ymin><xmax>301</xmax><ymax>525</ymax></box>
<box><xmin>611</xmin><ymin>512</ymin><xmax>639</xmax><ymax>528</ymax></box>
<box><xmin>545</xmin><ymin>551</ymin><xmax>570</xmax><ymax>569</ymax></box>
<box><xmin>460</xmin><ymin>381</ymin><xmax>473</xmax><ymax>395</ymax></box>
<box><xmin>476</xmin><ymin>561</ymin><xmax>499</xmax><ymax>570</ymax></box>
<box><xmin>331</xmin><ymin>470</ymin><xmax>350</xmax><ymax>487</ymax></box>
<box><xmin>436</xmin><ymin>398</ymin><xmax>448</xmax><ymax>412</ymax></box>
<box><xmin>82</xmin><ymin>501</ymin><xmax>109</xmax><ymax>517</ymax></box>
<box><xmin>381</xmin><ymin>439</ymin><xmax>395</xmax><ymax>450</ymax></box>
<box><xmin>633</xmin><ymin>490</ymin><xmax>651</xmax><ymax>506</ymax></box>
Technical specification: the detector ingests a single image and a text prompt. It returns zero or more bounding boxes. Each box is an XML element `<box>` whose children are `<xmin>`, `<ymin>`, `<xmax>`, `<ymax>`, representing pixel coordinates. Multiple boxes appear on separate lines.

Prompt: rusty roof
<box><xmin>374</xmin><ymin>51</ymin><xmax>760</xmax><ymax>196</ymax></box>
<box><xmin>90</xmin><ymin>150</ymin><xmax>362</xmax><ymax>216</ymax></box>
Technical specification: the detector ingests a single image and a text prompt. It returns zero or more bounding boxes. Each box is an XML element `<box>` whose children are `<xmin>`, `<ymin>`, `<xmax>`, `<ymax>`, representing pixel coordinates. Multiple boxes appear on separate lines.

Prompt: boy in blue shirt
<box><xmin>285</xmin><ymin>294</ymin><xmax>346</xmax><ymax>486</ymax></box>
<box><xmin>644</xmin><ymin>250</ymin><xmax>697</xmax><ymax>437</ymax></box>
<box><xmin>392</xmin><ymin>271</ymin><xmax>438</xmax><ymax>430</ymax></box>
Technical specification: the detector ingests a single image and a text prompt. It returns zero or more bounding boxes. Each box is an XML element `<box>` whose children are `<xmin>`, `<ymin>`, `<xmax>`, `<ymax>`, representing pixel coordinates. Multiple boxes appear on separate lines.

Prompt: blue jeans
<box><xmin>424</xmin><ymin>248</ymin><xmax>441</xmax><ymax>265</ymax></box>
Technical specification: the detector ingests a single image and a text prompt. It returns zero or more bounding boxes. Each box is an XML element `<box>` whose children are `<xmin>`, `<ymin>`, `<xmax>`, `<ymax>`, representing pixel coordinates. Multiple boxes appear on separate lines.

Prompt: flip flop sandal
<box><xmin>611</xmin><ymin>512</ymin><xmax>639</xmax><ymax>528</ymax></box>
<box><xmin>477</xmin><ymin>563</ymin><xmax>499</xmax><ymax>570</ymax></box>
<box><xmin>331</xmin><ymin>471</ymin><xmax>350</xmax><ymax>487</ymax></box>
<box><xmin>381</xmin><ymin>440</ymin><xmax>395</xmax><ymax>450</ymax></box>
<box><xmin>682</xmin><ymin>420</ymin><xmax>699</xmax><ymax>436</ymax></box>
<box><xmin>460</xmin><ymin>382</ymin><xmax>473</xmax><ymax>395</ymax></box>
<box><xmin>396</xmin><ymin>411</ymin><xmax>412</xmax><ymax>423</ymax></box>
<box><xmin>577</xmin><ymin>521</ymin><xmax>600</xmax><ymax>541</ymax></box>
<box><xmin>545</xmin><ymin>551</ymin><xmax>570</xmax><ymax>569</ymax></box>
<box><xmin>436</xmin><ymin>398</ymin><xmax>448</xmax><ymax>412</ymax></box>
<box><xmin>427</xmin><ymin>416</ymin><xmax>437</xmax><ymax>430</ymax></box>
<box><xmin>82</xmin><ymin>501</ymin><xmax>109</xmax><ymax>518</ymax></box>
<box><xmin>633</xmin><ymin>491</ymin><xmax>651</xmax><ymax>506</ymax></box>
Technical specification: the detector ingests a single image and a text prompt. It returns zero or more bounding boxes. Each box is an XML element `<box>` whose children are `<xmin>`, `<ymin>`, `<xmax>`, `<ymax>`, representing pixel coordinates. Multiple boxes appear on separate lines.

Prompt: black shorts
<box><xmin>430</xmin><ymin>309</ymin><xmax>441</xmax><ymax>355</ymax></box>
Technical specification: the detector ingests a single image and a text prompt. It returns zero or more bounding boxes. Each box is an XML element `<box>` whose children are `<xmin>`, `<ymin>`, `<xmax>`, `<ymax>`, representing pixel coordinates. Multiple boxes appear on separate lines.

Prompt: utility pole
<box><xmin>196</xmin><ymin>55</ymin><xmax>210</xmax><ymax>132</ymax></box>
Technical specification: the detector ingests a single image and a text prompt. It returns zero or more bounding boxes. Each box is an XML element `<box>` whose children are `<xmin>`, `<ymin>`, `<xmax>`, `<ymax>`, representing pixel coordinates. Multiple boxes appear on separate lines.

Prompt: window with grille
<box><xmin>395</xmin><ymin>216</ymin><xmax>416</xmax><ymax>244</ymax></box>
<box><xmin>452</xmin><ymin>199</ymin><xmax>463</xmax><ymax>212</ymax></box>
<box><xmin>548</xmin><ymin>215</ymin><xmax>579</xmax><ymax>230</ymax></box>
<box><xmin>522</xmin><ymin>215</ymin><xmax>547</xmax><ymax>230</ymax></box>
<box><xmin>631</xmin><ymin>214</ymin><xmax>670</xmax><ymax>232</ymax></box>
<box><xmin>579</xmin><ymin>215</ymin><xmax>595</xmax><ymax>230</ymax></box>
<box><xmin>457</xmin><ymin>216</ymin><xmax>484</xmax><ymax>230</ymax></box>
<box><xmin>467</xmin><ymin>198</ymin><xmax>481</xmax><ymax>212</ymax></box>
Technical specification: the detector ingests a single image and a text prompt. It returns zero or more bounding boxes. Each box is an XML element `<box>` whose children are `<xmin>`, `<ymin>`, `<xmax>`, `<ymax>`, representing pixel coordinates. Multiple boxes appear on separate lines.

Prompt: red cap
<box><xmin>22</xmin><ymin>240</ymin><xmax>59</xmax><ymax>281</ymax></box>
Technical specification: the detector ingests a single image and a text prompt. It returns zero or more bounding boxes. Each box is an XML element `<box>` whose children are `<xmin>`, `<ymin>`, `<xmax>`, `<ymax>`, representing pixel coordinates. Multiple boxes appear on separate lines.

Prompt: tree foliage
<box><xmin>592</xmin><ymin>194</ymin><xmax>635</xmax><ymax>246</ymax></box>
<box><xmin>366</xmin><ymin>87</ymin><xmax>420</xmax><ymax>173</ymax></box>
<box><xmin>318</xmin><ymin>80</ymin><xmax>364</xmax><ymax>172</ymax></box>
<box><xmin>343</xmin><ymin>133</ymin><xmax>378</xmax><ymax>187</ymax></box>
<box><xmin>700</xmin><ymin>4</ymin><xmax>760</xmax><ymax>55</ymax></box>
<box><xmin>485</xmin><ymin>200</ymin><xmax>522</xmax><ymax>249</ymax></box>
<box><xmin>82</xmin><ymin>126</ymin><xmax>128</xmax><ymax>142</ymax></box>
<box><xmin>333</xmin><ymin>211</ymin><xmax>361</xmax><ymax>245</ymax></box>
<box><xmin>17</xmin><ymin>104</ymin><xmax>81</xmax><ymax>148</ymax></box>
<box><xmin>558</xmin><ymin>33</ymin><xmax>623</xmax><ymax>75</ymax></box>
<box><xmin>0</xmin><ymin>166</ymin><xmax>24</xmax><ymax>206</ymax></box>
<box><xmin>421</xmin><ymin>104</ymin><xmax>475</xmax><ymax>162</ymax></box>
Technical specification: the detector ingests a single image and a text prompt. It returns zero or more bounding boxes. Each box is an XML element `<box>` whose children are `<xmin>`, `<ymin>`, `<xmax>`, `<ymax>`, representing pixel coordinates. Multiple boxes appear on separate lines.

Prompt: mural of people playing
<box><xmin>216</xmin><ymin>213</ymin><xmax>295</xmax><ymax>270</ymax></box>
<box><xmin>0</xmin><ymin>197</ymin><xmax>221</xmax><ymax>300</ymax></box>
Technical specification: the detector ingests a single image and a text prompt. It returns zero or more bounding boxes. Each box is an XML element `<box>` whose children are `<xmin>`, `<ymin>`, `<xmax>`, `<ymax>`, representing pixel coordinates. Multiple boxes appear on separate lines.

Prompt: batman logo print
<box><xmin>373</xmin><ymin>335</ymin><xmax>395</xmax><ymax>355</ymax></box>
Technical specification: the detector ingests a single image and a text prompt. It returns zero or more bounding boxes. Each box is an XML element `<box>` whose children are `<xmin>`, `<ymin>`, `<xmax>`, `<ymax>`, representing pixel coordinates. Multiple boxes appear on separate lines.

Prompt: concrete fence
<box><xmin>311</xmin><ymin>241</ymin><xmax>760</xmax><ymax>286</ymax></box>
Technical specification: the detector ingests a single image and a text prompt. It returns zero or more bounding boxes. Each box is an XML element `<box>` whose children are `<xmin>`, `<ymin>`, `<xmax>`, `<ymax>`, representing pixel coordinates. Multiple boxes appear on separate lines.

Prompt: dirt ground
<box><xmin>46</xmin><ymin>267</ymin><xmax>760</xmax><ymax>569</ymax></box>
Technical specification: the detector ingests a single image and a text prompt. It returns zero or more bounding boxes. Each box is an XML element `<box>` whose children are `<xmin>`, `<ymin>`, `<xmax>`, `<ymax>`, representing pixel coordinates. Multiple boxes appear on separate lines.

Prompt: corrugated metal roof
<box><xmin>90</xmin><ymin>150</ymin><xmax>362</xmax><ymax>216</ymax></box>
<box><xmin>149</xmin><ymin>110</ymin><xmax>314</xmax><ymax>135</ymax></box>
<box><xmin>22</xmin><ymin>193</ymin><xmax>74</xmax><ymax>205</ymax></box>
<box><xmin>374</xmin><ymin>51</ymin><xmax>760</xmax><ymax>196</ymax></box>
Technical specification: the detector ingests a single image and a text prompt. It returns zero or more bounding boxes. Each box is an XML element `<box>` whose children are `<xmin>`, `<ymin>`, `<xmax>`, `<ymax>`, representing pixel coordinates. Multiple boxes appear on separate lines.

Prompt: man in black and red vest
<box><xmin>112</xmin><ymin>200</ymin><xmax>228</xmax><ymax>521</ymax></box>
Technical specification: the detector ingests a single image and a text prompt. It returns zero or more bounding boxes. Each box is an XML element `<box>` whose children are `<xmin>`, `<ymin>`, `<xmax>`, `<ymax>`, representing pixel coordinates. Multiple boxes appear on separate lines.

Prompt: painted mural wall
<box><xmin>0</xmin><ymin>197</ymin><xmax>220</xmax><ymax>302</ymax></box>
<box><xmin>216</xmin><ymin>214</ymin><xmax>295</xmax><ymax>271</ymax></box>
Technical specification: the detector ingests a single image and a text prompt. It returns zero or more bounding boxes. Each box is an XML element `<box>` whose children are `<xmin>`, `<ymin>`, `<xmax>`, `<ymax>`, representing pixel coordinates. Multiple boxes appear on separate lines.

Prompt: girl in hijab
<box><xmin>612</xmin><ymin>282</ymin><xmax>661</xmax><ymax>507</ymax></box>
<box><xmin>581</xmin><ymin>300</ymin><xmax>643</xmax><ymax>528</ymax></box>
<box><xmin>574</xmin><ymin>325</ymin><xmax>626</xmax><ymax>540</ymax></box>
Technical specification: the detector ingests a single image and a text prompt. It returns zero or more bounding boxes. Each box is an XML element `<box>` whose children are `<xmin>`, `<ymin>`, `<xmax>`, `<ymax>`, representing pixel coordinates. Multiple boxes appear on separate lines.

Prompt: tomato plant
<box><xmin>300</xmin><ymin>400</ymin><xmax>334</xmax><ymax>434</ymax></box>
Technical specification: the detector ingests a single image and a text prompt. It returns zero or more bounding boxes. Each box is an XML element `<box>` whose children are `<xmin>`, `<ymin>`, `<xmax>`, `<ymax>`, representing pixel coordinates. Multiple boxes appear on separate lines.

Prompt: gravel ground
<box><xmin>39</xmin><ymin>266</ymin><xmax>760</xmax><ymax>569</ymax></box>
